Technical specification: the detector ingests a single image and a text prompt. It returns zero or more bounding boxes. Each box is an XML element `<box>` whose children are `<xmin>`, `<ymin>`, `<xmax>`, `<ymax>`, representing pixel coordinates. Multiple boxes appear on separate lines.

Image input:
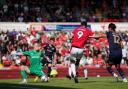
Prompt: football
<box><xmin>41</xmin><ymin>76</ymin><xmax>48</xmax><ymax>82</ymax></box>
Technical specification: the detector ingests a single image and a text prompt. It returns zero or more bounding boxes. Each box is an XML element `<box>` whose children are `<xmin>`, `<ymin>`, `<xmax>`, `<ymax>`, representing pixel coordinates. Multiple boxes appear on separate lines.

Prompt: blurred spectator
<box><xmin>0</xmin><ymin>0</ymin><xmax>128</xmax><ymax>22</ymax></box>
<box><xmin>0</xmin><ymin>29</ymin><xmax>128</xmax><ymax>68</ymax></box>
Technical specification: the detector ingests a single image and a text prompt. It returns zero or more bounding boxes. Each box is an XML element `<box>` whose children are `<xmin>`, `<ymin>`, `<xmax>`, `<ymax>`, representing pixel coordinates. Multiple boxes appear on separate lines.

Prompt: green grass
<box><xmin>0</xmin><ymin>77</ymin><xmax>128</xmax><ymax>89</ymax></box>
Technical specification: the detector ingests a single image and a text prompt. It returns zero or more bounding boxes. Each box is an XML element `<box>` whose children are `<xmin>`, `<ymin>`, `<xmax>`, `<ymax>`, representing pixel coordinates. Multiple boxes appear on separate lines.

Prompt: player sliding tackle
<box><xmin>17</xmin><ymin>43</ymin><xmax>48</xmax><ymax>84</ymax></box>
<box><xmin>67</xmin><ymin>21</ymin><xmax>101</xmax><ymax>83</ymax></box>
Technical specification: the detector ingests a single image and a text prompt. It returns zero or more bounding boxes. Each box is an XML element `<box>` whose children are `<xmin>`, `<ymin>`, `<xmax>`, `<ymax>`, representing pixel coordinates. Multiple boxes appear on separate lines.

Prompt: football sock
<box><xmin>71</xmin><ymin>63</ymin><xmax>76</xmax><ymax>77</ymax></box>
<box><xmin>84</xmin><ymin>68</ymin><xmax>88</xmax><ymax>78</ymax></box>
<box><xmin>117</xmin><ymin>68</ymin><xmax>126</xmax><ymax>79</ymax></box>
<box><xmin>21</xmin><ymin>70</ymin><xmax>27</xmax><ymax>79</ymax></box>
<box><xmin>48</xmin><ymin>67</ymin><xmax>51</xmax><ymax>77</ymax></box>
<box><xmin>106</xmin><ymin>67</ymin><xmax>114</xmax><ymax>75</ymax></box>
<box><xmin>68</xmin><ymin>66</ymin><xmax>72</xmax><ymax>76</ymax></box>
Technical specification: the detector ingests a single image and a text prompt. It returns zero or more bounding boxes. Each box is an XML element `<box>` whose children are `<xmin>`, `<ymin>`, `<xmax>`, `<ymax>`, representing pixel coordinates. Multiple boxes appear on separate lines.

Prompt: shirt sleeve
<box><xmin>88</xmin><ymin>30</ymin><xmax>94</xmax><ymax>36</ymax></box>
<box><xmin>22</xmin><ymin>51</ymin><xmax>30</xmax><ymax>56</ymax></box>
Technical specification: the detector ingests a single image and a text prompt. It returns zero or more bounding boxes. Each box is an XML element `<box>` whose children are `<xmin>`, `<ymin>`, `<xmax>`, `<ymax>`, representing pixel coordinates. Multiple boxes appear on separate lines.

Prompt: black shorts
<box><xmin>42</xmin><ymin>57</ymin><xmax>52</xmax><ymax>66</ymax></box>
<box><xmin>107</xmin><ymin>50</ymin><xmax>122</xmax><ymax>64</ymax></box>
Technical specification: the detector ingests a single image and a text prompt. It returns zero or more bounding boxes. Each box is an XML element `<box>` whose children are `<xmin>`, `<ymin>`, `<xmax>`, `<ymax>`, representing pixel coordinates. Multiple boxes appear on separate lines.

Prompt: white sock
<box><xmin>84</xmin><ymin>68</ymin><xmax>88</xmax><ymax>78</ymax></box>
<box><xmin>71</xmin><ymin>63</ymin><xmax>76</xmax><ymax>77</ymax></box>
<box><xmin>68</xmin><ymin>66</ymin><xmax>72</xmax><ymax>76</ymax></box>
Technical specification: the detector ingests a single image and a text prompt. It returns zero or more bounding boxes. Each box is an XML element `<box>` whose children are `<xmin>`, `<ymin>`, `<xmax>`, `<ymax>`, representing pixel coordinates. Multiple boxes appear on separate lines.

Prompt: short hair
<box><xmin>108</xmin><ymin>23</ymin><xmax>116</xmax><ymax>31</ymax></box>
<box><xmin>81</xmin><ymin>21</ymin><xmax>87</xmax><ymax>27</ymax></box>
<box><xmin>50</xmin><ymin>37</ymin><xmax>55</xmax><ymax>41</ymax></box>
<box><xmin>33</xmin><ymin>43</ymin><xmax>39</xmax><ymax>47</ymax></box>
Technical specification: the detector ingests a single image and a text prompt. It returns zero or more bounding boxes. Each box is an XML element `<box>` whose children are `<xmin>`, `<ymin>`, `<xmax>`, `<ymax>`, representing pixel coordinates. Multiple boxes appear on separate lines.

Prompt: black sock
<box><xmin>48</xmin><ymin>67</ymin><xmax>51</xmax><ymax>77</ymax></box>
<box><xmin>117</xmin><ymin>68</ymin><xmax>125</xmax><ymax>79</ymax></box>
<box><xmin>106</xmin><ymin>67</ymin><xmax>114</xmax><ymax>75</ymax></box>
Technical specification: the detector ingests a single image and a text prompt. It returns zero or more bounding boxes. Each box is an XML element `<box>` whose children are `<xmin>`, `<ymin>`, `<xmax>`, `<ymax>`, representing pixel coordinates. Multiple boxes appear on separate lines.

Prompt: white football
<box><xmin>41</xmin><ymin>76</ymin><xmax>48</xmax><ymax>82</ymax></box>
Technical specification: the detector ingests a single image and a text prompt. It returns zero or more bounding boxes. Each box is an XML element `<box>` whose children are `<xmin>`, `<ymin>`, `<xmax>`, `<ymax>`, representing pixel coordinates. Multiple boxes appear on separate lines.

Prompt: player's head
<box><xmin>33</xmin><ymin>43</ymin><xmax>40</xmax><ymax>51</ymax></box>
<box><xmin>49</xmin><ymin>37</ymin><xmax>55</xmax><ymax>45</ymax></box>
<box><xmin>81</xmin><ymin>21</ymin><xmax>87</xmax><ymax>27</ymax></box>
<box><xmin>108</xmin><ymin>23</ymin><xmax>116</xmax><ymax>32</ymax></box>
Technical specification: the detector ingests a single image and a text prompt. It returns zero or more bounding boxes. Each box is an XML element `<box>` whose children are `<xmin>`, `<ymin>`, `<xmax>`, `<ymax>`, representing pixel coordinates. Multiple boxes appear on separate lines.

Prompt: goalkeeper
<box><xmin>17</xmin><ymin>43</ymin><xmax>48</xmax><ymax>84</ymax></box>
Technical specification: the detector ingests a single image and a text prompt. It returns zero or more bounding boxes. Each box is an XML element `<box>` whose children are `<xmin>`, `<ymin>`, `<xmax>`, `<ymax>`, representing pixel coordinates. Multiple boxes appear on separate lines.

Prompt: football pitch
<box><xmin>0</xmin><ymin>77</ymin><xmax>128</xmax><ymax>89</ymax></box>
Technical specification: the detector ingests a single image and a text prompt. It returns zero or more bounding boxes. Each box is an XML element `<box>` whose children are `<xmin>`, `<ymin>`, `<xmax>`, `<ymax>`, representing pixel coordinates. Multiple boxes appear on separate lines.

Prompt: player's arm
<box><xmin>89</xmin><ymin>34</ymin><xmax>107</xmax><ymax>38</ymax></box>
<box><xmin>16</xmin><ymin>52</ymin><xmax>23</xmax><ymax>55</ymax></box>
<box><xmin>119</xmin><ymin>35</ymin><xmax>123</xmax><ymax>48</ymax></box>
<box><xmin>87</xmin><ymin>29</ymin><xmax>107</xmax><ymax>38</ymax></box>
<box><xmin>16</xmin><ymin>51</ymin><xmax>30</xmax><ymax>56</ymax></box>
<box><xmin>68</xmin><ymin>33</ymin><xmax>74</xmax><ymax>41</ymax></box>
<box><xmin>120</xmin><ymin>41</ymin><xmax>124</xmax><ymax>48</ymax></box>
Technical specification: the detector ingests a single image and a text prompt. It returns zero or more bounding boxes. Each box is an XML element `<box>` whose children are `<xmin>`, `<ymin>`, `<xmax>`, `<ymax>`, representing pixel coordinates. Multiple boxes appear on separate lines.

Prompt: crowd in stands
<box><xmin>0</xmin><ymin>0</ymin><xmax>128</xmax><ymax>68</ymax></box>
<box><xmin>0</xmin><ymin>0</ymin><xmax>128</xmax><ymax>22</ymax></box>
<box><xmin>0</xmin><ymin>29</ymin><xmax>128</xmax><ymax>68</ymax></box>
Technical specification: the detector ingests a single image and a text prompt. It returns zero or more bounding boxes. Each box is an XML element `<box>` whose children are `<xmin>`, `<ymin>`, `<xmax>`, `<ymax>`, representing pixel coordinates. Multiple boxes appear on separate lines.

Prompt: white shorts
<box><xmin>70</xmin><ymin>47</ymin><xmax>84</xmax><ymax>61</ymax></box>
<box><xmin>122</xmin><ymin>49</ymin><xmax>128</xmax><ymax>58</ymax></box>
<box><xmin>80</xmin><ymin>57</ymin><xmax>86</xmax><ymax>65</ymax></box>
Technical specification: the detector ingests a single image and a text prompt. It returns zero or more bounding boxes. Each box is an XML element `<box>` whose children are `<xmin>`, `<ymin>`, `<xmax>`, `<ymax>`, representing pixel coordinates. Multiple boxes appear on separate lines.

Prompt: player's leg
<box><xmin>79</xmin><ymin>64</ymin><xmax>88</xmax><ymax>79</ymax></box>
<box><xmin>80</xmin><ymin>56</ymin><xmax>88</xmax><ymax>79</ymax></box>
<box><xmin>115</xmin><ymin>60</ymin><xmax>127</xmax><ymax>83</ymax></box>
<box><xmin>47</xmin><ymin>63</ymin><xmax>52</xmax><ymax>78</ymax></box>
<box><xmin>123</xmin><ymin>57</ymin><xmax>128</xmax><ymax>66</ymax></box>
<box><xmin>106</xmin><ymin>63</ymin><xmax>114</xmax><ymax>75</ymax></box>
<box><xmin>115</xmin><ymin>64</ymin><xmax>127</xmax><ymax>82</ymax></box>
<box><xmin>66</xmin><ymin>57</ymin><xmax>79</xmax><ymax>83</ymax></box>
<box><xmin>106</xmin><ymin>63</ymin><xmax>118</xmax><ymax>77</ymax></box>
<box><xmin>65</xmin><ymin>54</ymin><xmax>73</xmax><ymax>79</ymax></box>
<box><xmin>114</xmin><ymin>52</ymin><xmax>127</xmax><ymax>82</ymax></box>
<box><xmin>36</xmin><ymin>70</ymin><xmax>48</xmax><ymax>82</ymax></box>
<box><xmin>81</xmin><ymin>61</ymin><xmax>88</xmax><ymax>80</ymax></box>
<box><xmin>106</xmin><ymin>63</ymin><xmax>119</xmax><ymax>82</ymax></box>
<box><xmin>68</xmin><ymin>65</ymin><xmax>72</xmax><ymax>79</ymax></box>
<box><xmin>71</xmin><ymin>58</ymin><xmax>78</xmax><ymax>83</ymax></box>
<box><xmin>34</xmin><ymin>58</ymin><xmax>47</xmax><ymax>82</ymax></box>
<box><xmin>74</xmin><ymin>48</ymin><xmax>84</xmax><ymax>83</ymax></box>
<box><xmin>106</xmin><ymin>57</ymin><xmax>120</xmax><ymax>81</ymax></box>
<box><xmin>122</xmin><ymin>48</ymin><xmax>128</xmax><ymax>66</ymax></box>
<box><xmin>67</xmin><ymin>47</ymin><xmax>83</xmax><ymax>83</ymax></box>
<box><xmin>70</xmin><ymin>54</ymin><xmax>82</xmax><ymax>83</ymax></box>
<box><xmin>106</xmin><ymin>53</ymin><xmax>119</xmax><ymax>78</ymax></box>
<box><xmin>66</xmin><ymin>48</ymin><xmax>77</xmax><ymax>80</ymax></box>
<box><xmin>84</xmin><ymin>68</ymin><xmax>88</xmax><ymax>79</ymax></box>
<box><xmin>20</xmin><ymin>65</ymin><xmax>30</xmax><ymax>84</ymax></box>
<box><xmin>126</xmin><ymin>58</ymin><xmax>128</xmax><ymax>66</ymax></box>
<box><xmin>66</xmin><ymin>56</ymin><xmax>77</xmax><ymax>80</ymax></box>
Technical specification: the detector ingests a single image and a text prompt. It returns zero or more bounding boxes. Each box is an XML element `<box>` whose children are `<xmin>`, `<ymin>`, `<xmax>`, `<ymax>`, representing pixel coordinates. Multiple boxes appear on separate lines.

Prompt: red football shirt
<box><xmin>71</xmin><ymin>26</ymin><xmax>93</xmax><ymax>48</ymax></box>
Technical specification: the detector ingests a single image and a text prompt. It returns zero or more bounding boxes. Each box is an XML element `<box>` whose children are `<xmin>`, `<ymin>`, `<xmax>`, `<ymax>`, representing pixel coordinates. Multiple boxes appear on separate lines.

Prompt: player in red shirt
<box><xmin>67</xmin><ymin>21</ymin><xmax>99</xmax><ymax>83</ymax></box>
<box><xmin>71</xmin><ymin>24</ymin><xmax>93</xmax><ymax>48</ymax></box>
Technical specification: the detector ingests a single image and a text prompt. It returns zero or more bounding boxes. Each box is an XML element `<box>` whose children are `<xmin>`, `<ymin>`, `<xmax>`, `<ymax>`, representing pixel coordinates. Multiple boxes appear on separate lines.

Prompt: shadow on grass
<box><xmin>80</xmin><ymin>80</ymin><xmax>123</xmax><ymax>84</ymax></box>
<box><xmin>0</xmin><ymin>83</ymin><xmax>77</xmax><ymax>89</ymax></box>
<box><xmin>79</xmin><ymin>81</ymin><xmax>97</xmax><ymax>83</ymax></box>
